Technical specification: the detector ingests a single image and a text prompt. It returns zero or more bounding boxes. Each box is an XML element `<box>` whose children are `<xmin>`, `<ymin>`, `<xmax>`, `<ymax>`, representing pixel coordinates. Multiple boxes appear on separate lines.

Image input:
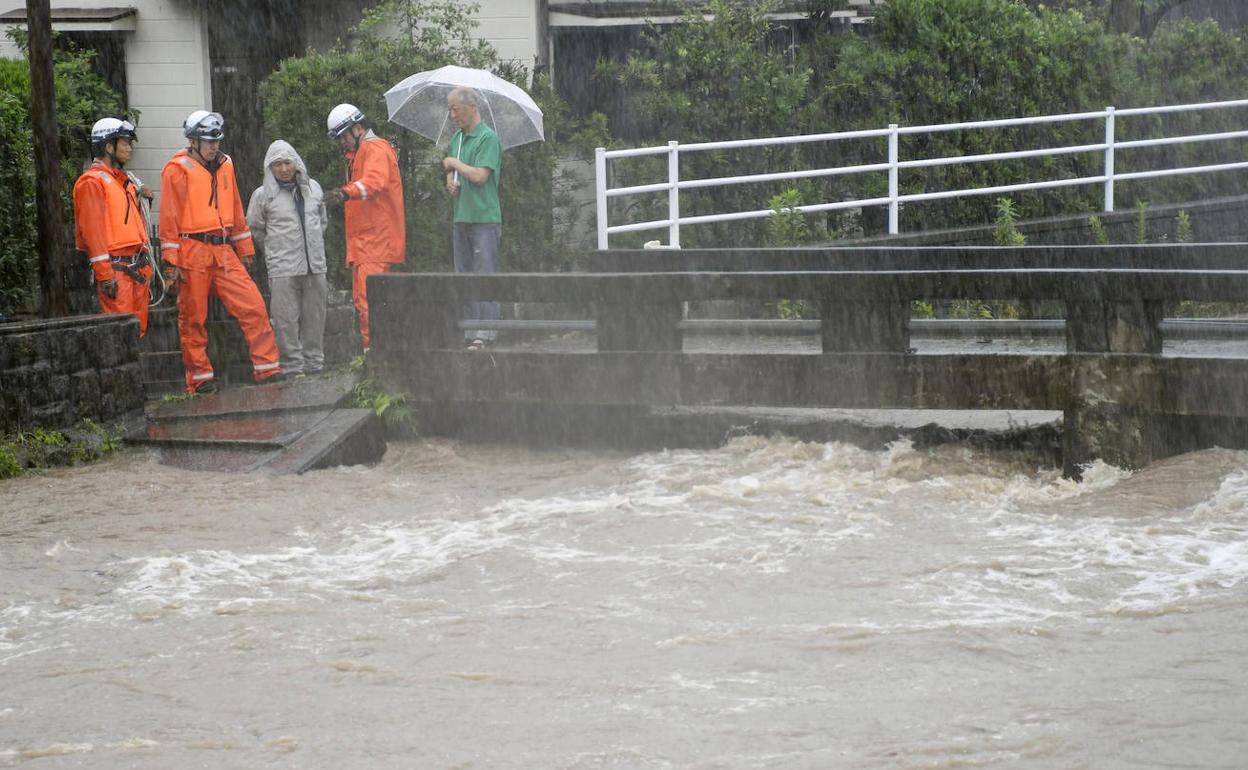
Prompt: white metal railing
<box><xmin>593</xmin><ymin>98</ymin><xmax>1248</xmax><ymax>249</ymax></box>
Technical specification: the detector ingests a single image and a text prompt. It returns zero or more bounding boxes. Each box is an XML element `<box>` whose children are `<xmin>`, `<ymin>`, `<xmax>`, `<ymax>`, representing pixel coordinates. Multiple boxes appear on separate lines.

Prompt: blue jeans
<box><xmin>452</xmin><ymin>222</ymin><xmax>501</xmax><ymax>341</ymax></box>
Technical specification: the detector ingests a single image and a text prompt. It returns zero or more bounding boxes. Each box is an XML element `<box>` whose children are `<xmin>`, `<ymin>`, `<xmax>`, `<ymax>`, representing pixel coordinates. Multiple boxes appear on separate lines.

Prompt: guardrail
<box><xmin>594</xmin><ymin>98</ymin><xmax>1248</xmax><ymax>249</ymax></box>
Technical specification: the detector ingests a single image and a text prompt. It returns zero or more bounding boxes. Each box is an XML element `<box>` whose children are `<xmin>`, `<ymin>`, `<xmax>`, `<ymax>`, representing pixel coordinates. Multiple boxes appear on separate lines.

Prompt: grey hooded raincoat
<box><xmin>247</xmin><ymin>140</ymin><xmax>328</xmax><ymax>278</ymax></box>
<box><xmin>247</xmin><ymin>140</ymin><xmax>329</xmax><ymax>375</ymax></box>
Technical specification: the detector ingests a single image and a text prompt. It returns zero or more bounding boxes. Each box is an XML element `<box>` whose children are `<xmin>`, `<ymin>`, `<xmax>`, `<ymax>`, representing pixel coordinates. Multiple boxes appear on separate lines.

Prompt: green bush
<box><xmin>594</xmin><ymin>0</ymin><xmax>1248</xmax><ymax>244</ymax></box>
<box><xmin>992</xmin><ymin>198</ymin><xmax>1026</xmax><ymax>247</ymax></box>
<box><xmin>595</xmin><ymin>0</ymin><xmax>815</xmax><ymax>247</ymax></box>
<box><xmin>0</xmin><ymin>32</ymin><xmax>127</xmax><ymax>315</ymax></box>
<box><xmin>259</xmin><ymin>0</ymin><xmax>600</xmax><ymax>286</ymax></box>
<box><xmin>0</xmin><ymin>418</ymin><xmax>122</xmax><ymax>478</ymax></box>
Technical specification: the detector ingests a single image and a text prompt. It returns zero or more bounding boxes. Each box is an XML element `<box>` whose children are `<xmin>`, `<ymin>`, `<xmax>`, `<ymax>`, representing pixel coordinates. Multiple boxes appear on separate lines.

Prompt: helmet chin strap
<box><xmin>98</xmin><ymin>138</ymin><xmax>126</xmax><ymax>169</ymax></box>
<box><xmin>189</xmin><ymin>139</ymin><xmax>220</xmax><ymax>170</ymax></box>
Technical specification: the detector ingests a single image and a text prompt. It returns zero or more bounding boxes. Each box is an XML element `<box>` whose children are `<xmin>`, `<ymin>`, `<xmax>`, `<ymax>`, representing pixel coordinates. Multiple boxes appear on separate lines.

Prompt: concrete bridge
<box><xmin>368</xmin><ymin>243</ymin><xmax>1248</xmax><ymax>478</ymax></box>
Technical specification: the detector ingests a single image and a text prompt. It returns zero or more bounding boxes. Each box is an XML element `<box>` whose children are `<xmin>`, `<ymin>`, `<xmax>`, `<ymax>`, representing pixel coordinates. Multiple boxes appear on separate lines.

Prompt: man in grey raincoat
<box><xmin>247</xmin><ymin>140</ymin><xmax>329</xmax><ymax>376</ymax></box>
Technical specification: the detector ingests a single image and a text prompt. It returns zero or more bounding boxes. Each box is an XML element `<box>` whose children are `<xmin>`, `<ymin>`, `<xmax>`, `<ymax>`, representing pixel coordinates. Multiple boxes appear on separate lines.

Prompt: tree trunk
<box><xmin>1107</xmin><ymin>0</ymin><xmax>1143</xmax><ymax>35</ymax></box>
<box><xmin>26</xmin><ymin>0</ymin><xmax>69</xmax><ymax>317</ymax></box>
<box><xmin>1106</xmin><ymin>0</ymin><xmax>1187</xmax><ymax>38</ymax></box>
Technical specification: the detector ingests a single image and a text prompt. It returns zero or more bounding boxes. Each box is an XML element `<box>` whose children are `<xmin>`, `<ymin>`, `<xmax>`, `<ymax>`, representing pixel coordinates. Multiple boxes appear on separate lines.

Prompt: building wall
<box><xmin>0</xmin><ymin>0</ymin><xmax>211</xmax><ymax>215</ymax></box>
<box><xmin>476</xmin><ymin>0</ymin><xmax>540</xmax><ymax>69</ymax></box>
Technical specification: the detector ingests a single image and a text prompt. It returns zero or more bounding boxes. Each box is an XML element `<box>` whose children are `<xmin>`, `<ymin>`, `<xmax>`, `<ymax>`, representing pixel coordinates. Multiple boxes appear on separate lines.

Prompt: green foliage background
<box><xmin>0</xmin><ymin>34</ymin><xmax>126</xmax><ymax>314</ymax></box>
<box><xmin>3</xmin><ymin>0</ymin><xmax>1248</xmax><ymax>308</ymax></box>
<box><xmin>593</xmin><ymin>0</ymin><xmax>1248</xmax><ymax>246</ymax></box>
<box><xmin>259</xmin><ymin>0</ymin><xmax>603</xmax><ymax>288</ymax></box>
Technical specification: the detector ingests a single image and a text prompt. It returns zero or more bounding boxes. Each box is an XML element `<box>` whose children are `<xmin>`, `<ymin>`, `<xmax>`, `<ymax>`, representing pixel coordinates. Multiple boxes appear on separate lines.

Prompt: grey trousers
<box><xmin>452</xmin><ymin>223</ymin><xmax>501</xmax><ymax>341</ymax></box>
<box><xmin>268</xmin><ymin>273</ymin><xmax>328</xmax><ymax>374</ymax></box>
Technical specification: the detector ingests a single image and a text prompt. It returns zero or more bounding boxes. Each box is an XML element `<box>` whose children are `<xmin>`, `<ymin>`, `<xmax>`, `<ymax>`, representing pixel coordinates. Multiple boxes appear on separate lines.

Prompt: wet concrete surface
<box><xmin>138</xmin><ymin>409</ymin><xmax>336</xmax><ymax>445</ymax></box>
<box><xmin>403</xmin><ymin>327</ymin><xmax>1248</xmax><ymax>465</ymax></box>
<box><xmin>128</xmin><ymin>372</ymin><xmax>385</xmax><ymax>474</ymax></box>
<box><xmin>146</xmin><ymin>372</ymin><xmax>358</xmax><ymax>422</ymax></box>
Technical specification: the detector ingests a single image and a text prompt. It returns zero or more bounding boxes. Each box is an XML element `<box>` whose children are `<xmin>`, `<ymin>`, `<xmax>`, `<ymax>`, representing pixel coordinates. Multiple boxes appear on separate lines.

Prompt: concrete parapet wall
<box><xmin>0</xmin><ymin>314</ymin><xmax>144</xmax><ymax>432</ymax></box>
<box><xmin>368</xmin><ymin>259</ymin><xmax>1248</xmax><ymax>476</ymax></box>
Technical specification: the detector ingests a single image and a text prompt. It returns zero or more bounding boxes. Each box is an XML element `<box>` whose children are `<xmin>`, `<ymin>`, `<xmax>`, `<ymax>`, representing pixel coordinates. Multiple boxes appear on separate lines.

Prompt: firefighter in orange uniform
<box><xmin>159</xmin><ymin>111</ymin><xmax>282</xmax><ymax>394</ymax></box>
<box><xmin>73</xmin><ymin>118</ymin><xmax>152</xmax><ymax>336</ymax></box>
<box><xmin>325</xmin><ymin>104</ymin><xmax>405</xmax><ymax>352</ymax></box>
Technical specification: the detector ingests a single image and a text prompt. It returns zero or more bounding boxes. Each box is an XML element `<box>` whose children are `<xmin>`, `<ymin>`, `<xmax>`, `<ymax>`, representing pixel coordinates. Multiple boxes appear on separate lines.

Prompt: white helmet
<box><xmin>183</xmin><ymin>110</ymin><xmax>225</xmax><ymax>140</ymax></box>
<box><xmin>327</xmin><ymin>103</ymin><xmax>365</xmax><ymax>139</ymax></box>
<box><xmin>90</xmin><ymin>117</ymin><xmax>137</xmax><ymax>144</ymax></box>
<box><xmin>90</xmin><ymin>117</ymin><xmax>137</xmax><ymax>157</ymax></box>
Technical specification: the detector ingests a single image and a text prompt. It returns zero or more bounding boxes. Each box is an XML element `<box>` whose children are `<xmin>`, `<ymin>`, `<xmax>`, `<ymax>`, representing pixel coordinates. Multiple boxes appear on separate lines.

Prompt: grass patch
<box><xmin>0</xmin><ymin>418</ymin><xmax>124</xmax><ymax>480</ymax></box>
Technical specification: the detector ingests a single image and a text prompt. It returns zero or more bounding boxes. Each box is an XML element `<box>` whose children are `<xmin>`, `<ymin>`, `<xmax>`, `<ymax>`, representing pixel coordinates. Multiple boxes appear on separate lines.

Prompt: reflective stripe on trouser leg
<box><xmin>176</xmin><ymin>258</ymin><xmax>215</xmax><ymax>392</ymax></box>
<box><xmin>208</xmin><ymin>249</ymin><xmax>282</xmax><ymax>380</ymax></box>
<box><xmin>352</xmin><ymin>262</ymin><xmax>391</xmax><ymax>350</ymax></box>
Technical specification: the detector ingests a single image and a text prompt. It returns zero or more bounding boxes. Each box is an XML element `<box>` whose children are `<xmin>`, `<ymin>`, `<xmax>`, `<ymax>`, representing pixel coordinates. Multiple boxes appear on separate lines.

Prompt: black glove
<box><xmin>99</xmin><ymin>277</ymin><xmax>118</xmax><ymax>299</ymax></box>
<box><xmin>327</xmin><ymin>188</ymin><xmax>347</xmax><ymax>207</ymax></box>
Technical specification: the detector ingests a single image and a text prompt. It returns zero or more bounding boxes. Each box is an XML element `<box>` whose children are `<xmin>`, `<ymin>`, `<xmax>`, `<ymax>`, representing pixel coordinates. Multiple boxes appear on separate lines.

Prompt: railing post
<box><xmin>668</xmin><ymin>141</ymin><xmax>681</xmax><ymax>249</ymax></box>
<box><xmin>1103</xmin><ymin>107</ymin><xmax>1115</xmax><ymax>213</ymax></box>
<box><xmin>887</xmin><ymin>124</ymin><xmax>899</xmax><ymax>235</ymax></box>
<box><xmin>595</xmin><ymin>146</ymin><xmax>608</xmax><ymax>250</ymax></box>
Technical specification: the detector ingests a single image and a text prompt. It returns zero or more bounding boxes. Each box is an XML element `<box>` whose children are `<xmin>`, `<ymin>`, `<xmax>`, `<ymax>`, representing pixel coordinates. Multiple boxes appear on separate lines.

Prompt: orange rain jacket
<box><xmin>73</xmin><ymin>161</ymin><xmax>149</xmax><ymax>282</ymax></box>
<box><xmin>159</xmin><ymin>149</ymin><xmax>256</xmax><ymax>268</ymax></box>
<box><xmin>159</xmin><ymin>149</ymin><xmax>279</xmax><ymax>392</ymax></box>
<box><xmin>341</xmin><ymin>133</ymin><xmax>405</xmax><ymax>266</ymax></box>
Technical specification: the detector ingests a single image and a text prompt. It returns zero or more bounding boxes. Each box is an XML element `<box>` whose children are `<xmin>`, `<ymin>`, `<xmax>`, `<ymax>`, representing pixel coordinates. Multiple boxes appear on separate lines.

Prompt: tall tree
<box><xmin>25</xmin><ymin>0</ymin><xmax>68</xmax><ymax>316</ymax></box>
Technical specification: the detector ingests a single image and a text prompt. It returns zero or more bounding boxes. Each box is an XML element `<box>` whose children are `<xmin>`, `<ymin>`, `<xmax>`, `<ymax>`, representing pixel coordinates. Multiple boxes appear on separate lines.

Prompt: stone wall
<box><xmin>0</xmin><ymin>314</ymin><xmax>145</xmax><ymax>433</ymax></box>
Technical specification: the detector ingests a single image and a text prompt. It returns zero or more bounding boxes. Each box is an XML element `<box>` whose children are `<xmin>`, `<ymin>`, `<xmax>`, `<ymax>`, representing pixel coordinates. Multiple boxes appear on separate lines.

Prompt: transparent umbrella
<box><xmin>384</xmin><ymin>65</ymin><xmax>545</xmax><ymax>150</ymax></box>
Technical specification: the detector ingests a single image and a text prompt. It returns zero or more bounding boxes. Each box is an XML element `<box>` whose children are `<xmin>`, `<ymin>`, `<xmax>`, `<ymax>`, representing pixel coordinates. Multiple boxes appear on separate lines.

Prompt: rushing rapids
<box><xmin>3</xmin><ymin>438</ymin><xmax>1247</xmax><ymax>768</ymax></box>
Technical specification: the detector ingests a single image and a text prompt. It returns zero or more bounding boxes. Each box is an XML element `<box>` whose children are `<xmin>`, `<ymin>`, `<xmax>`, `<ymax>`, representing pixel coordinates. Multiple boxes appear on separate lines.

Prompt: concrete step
<box><xmin>145</xmin><ymin>371</ymin><xmax>356</xmax><ymax>421</ymax></box>
<box><xmin>261</xmin><ymin>408</ymin><xmax>384</xmax><ymax>474</ymax></box>
<box><xmin>127</xmin><ymin>371</ymin><xmax>385</xmax><ymax>473</ymax></box>
<box><xmin>131</xmin><ymin>408</ymin><xmax>335</xmax><ymax>446</ymax></box>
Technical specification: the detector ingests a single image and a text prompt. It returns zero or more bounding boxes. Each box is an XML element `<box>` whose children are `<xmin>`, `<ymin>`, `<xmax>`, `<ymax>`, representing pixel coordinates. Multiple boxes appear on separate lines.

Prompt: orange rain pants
<box><xmin>351</xmin><ymin>261</ymin><xmax>393</xmax><ymax>351</ymax></box>
<box><xmin>342</xmin><ymin>136</ymin><xmax>405</xmax><ymax>352</ymax></box>
<box><xmin>176</xmin><ymin>240</ymin><xmax>281</xmax><ymax>393</ymax></box>
<box><xmin>97</xmin><ymin>262</ymin><xmax>153</xmax><ymax>336</ymax></box>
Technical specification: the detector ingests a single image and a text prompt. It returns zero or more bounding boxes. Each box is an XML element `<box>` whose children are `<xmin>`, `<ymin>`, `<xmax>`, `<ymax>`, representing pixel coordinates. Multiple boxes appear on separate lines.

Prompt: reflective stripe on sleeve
<box><xmin>354</xmin><ymin>181</ymin><xmax>367</xmax><ymax>200</ymax></box>
<box><xmin>230</xmin><ymin>231</ymin><xmax>252</xmax><ymax>242</ymax></box>
<box><xmin>89</xmin><ymin>254</ymin><xmax>110</xmax><ymax>264</ymax></box>
<box><xmin>161</xmin><ymin>242</ymin><xmax>181</xmax><ymax>250</ymax></box>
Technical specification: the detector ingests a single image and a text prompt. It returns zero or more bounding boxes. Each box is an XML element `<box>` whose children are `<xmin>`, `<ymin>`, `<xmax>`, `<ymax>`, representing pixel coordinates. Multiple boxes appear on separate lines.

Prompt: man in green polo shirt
<box><xmin>442</xmin><ymin>86</ymin><xmax>502</xmax><ymax>349</ymax></box>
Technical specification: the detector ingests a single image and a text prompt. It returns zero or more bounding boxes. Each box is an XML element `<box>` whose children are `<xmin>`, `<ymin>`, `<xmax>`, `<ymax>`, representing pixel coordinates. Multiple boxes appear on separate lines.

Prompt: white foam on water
<box><xmin>17</xmin><ymin>437</ymin><xmax>1244</xmax><ymax>643</ymax></box>
<box><xmin>908</xmin><ymin>458</ymin><xmax>1248</xmax><ymax>625</ymax></box>
<box><xmin>43</xmin><ymin>540</ymin><xmax>86</xmax><ymax>558</ymax></box>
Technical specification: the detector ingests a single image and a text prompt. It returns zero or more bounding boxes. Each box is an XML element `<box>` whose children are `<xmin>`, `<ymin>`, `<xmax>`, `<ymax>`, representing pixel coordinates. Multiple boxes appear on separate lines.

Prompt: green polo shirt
<box><xmin>450</xmin><ymin>121</ymin><xmax>502</xmax><ymax>224</ymax></box>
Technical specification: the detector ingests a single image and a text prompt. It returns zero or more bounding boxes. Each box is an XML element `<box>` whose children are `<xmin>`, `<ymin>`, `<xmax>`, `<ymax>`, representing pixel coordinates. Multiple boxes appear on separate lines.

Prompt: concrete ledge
<box><xmin>262</xmin><ymin>409</ymin><xmax>385</xmax><ymax>475</ymax></box>
<box><xmin>129</xmin><ymin>372</ymin><xmax>386</xmax><ymax>473</ymax></box>
<box><xmin>415</xmin><ymin>402</ymin><xmax>1064</xmax><ymax>466</ymax></box>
